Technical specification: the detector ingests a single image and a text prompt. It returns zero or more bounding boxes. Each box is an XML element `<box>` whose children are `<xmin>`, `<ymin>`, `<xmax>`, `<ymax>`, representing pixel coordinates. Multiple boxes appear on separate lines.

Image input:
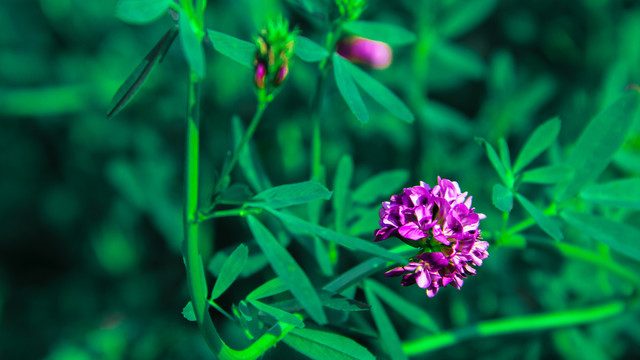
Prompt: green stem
<box><xmin>402</xmin><ymin>300</ymin><xmax>626</xmax><ymax>356</ymax></box>
<box><xmin>507</xmin><ymin>203</ymin><xmax>557</xmax><ymax>235</ymax></box>
<box><xmin>199</xmin><ymin>207</ymin><xmax>263</xmax><ymax>223</ymax></box>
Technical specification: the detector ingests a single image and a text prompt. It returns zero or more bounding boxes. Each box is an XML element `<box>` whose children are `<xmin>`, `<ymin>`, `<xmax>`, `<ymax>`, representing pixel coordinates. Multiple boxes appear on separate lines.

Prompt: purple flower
<box><xmin>375</xmin><ymin>177</ymin><xmax>488</xmax><ymax>297</ymax></box>
<box><xmin>337</xmin><ymin>36</ymin><xmax>393</xmax><ymax>70</ymax></box>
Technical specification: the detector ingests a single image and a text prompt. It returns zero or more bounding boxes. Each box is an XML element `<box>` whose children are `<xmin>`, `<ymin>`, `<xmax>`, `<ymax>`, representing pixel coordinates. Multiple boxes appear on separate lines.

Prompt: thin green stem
<box><xmin>402</xmin><ymin>300</ymin><xmax>626</xmax><ymax>356</ymax></box>
<box><xmin>506</xmin><ymin>203</ymin><xmax>557</xmax><ymax>235</ymax></box>
<box><xmin>209</xmin><ymin>299</ymin><xmax>235</xmax><ymax>322</ymax></box>
<box><xmin>199</xmin><ymin>207</ymin><xmax>263</xmax><ymax>223</ymax></box>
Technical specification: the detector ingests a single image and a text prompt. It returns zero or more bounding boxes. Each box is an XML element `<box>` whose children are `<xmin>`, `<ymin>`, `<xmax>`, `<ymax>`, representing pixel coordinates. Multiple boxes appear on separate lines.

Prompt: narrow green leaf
<box><xmin>333</xmin><ymin>155</ymin><xmax>354</xmax><ymax>234</ymax></box>
<box><xmin>294</xmin><ymin>35</ymin><xmax>329</xmax><ymax>62</ymax></box>
<box><xmin>515</xmin><ymin>193</ymin><xmax>563</xmax><ymax>241</ymax></box>
<box><xmin>333</xmin><ymin>53</ymin><xmax>369</xmax><ymax>123</ymax></box>
<box><xmin>364</xmin><ymin>281</ymin><xmax>408</xmax><ymax>360</ymax></box>
<box><xmin>561</xmin><ymin>211</ymin><xmax>640</xmax><ymax>262</ymax></box>
<box><xmin>247</xmin><ymin>216</ymin><xmax>327</xmax><ymax>324</ymax></box>
<box><xmin>498</xmin><ymin>138</ymin><xmax>512</xmax><ymax>174</ymax></box>
<box><xmin>479</xmin><ymin>138</ymin><xmax>511</xmax><ymax>188</ymax></box>
<box><xmin>492</xmin><ymin>184</ymin><xmax>513</xmax><ymax>213</ymax></box>
<box><xmin>314</xmin><ymin>235</ymin><xmax>334</xmax><ymax>277</ymax></box>
<box><xmin>232</xmin><ymin>115</ymin><xmax>272</xmax><ymax>192</ymax></box>
<box><xmin>368</xmin><ymin>280</ymin><xmax>439</xmax><ymax>333</ymax></box>
<box><xmin>247</xmin><ymin>277</ymin><xmax>288</xmax><ymax>300</ymax></box>
<box><xmin>343</xmin><ymin>20</ymin><xmax>416</xmax><ymax>46</ymax></box>
<box><xmin>343</xmin><ymin>59</ymin><xmax>415</xmax><ymax>123</ymax></box>
<box><xmin>352</xmin><ymin>169</ymin><xmax>409</xmax><ymax>205</ymax></box>
<box><xmin>267</xmin><ymin>209</ymin><xmax>406</xmax><ymax>263</ymax></box>
<box><xmin>440</xmin><ymin>0</ymin><xmax>498</xmax><ymax>38</ymax></box>
<box><xmin>206</xmin><ymin>29</ymin><xmax>255</xmax><ymax>68</ymax></box>
<box><xmin>249</xmin><ymin>299</ymin><xmax>305</xmax><ymax>328</ymax></box>
<box><xmin>283</xmin><ymin>328</ymin><xmax>375</xmax><ymax>360</ymax></box>
<box><xmin>513</xmin><ymin>117</ymin><xmax>561</xmax><ymax>173</ymax></box>
<box><xmin>323</xmin><ymin>258</ymin><xmax>388</xmax><ymax>293</ymax></box>
<box><xmin>115</xmin><ymin>0</ymin><xmax>171</xmax><ymax>24</ymax></box>
<box><xmin>580</xmin><ymin>178</ymin><xmax>640</xmax><ymax>209</ymax></box>
<box><xmin>179</xmin><ymin>9</ymin><xmax>205</xmax><ymax>77</ymax></box>
<box><xmin>556</xmin><ymin>92</ymin><xmax>639</xmax><ymax>201</ymax></box>
<box><xmin>521</xmin><ymin>164</ymin><xmax>574</xmax><ymax>184</ymax></box>
<box><xmin>210</xmin><ymin>244</ymin><xmax>248</xmax><ymax>300</ymax></box>
<box><xmin>107</xmin><ymin>28</ymin><xmax>178</xmax><ymax>119</ymax></box>
<box><xmin>320</xmin><ymin>293</ymin><xmax>371</xmax><ymax>312</ymax></box>
<box><xmin>182</xmin><ymin>301</ymin><xmax>196</xmax><ymax>322</ymax></box>
<box><xmin>251</xmin><ymin>181</ymin><xmax>332</xmax><ymax>209</ymax></box>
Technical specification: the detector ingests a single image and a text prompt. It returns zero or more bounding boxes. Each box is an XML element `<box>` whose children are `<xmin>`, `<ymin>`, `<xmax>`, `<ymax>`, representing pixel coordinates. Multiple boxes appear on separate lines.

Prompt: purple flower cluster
<box><xmin>375</xmin><ymin>177</ymin><xmax>489</xmax><ymax>297</ymax></box>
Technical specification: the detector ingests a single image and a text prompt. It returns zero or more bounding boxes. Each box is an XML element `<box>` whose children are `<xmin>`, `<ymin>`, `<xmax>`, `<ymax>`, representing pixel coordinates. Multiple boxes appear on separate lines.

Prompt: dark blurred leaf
<box><xmin>210</xmin><ymin>244</ymin><xmax>248</xmax><ymax>300</ymax></box>
<box><xmin>343</xmin><ymin>21</ymin><xmax>416</xmax><ymax>46</ymax></box>
<box><xmin>561</xmin><ymin>211</ymin><xmax>640</xmax><ymax>262</ymax></box>
<box><xmin>217</xmin><ymin>183</ymin><xmax>254</xmax><ymax>204</ymax></box>
<box><xmin>431</xmin><ymin>39</ymin><xmax>485</xmax><ymax>80</ymax></box>
<box><xmin>492</xmin><ymin>183</ymin><xmax>513</xmax><ymax>213</ymax></box>
<box><xmin>247</xmin><ymin>216</ymin><xmax>327</xmax><ymax>324</ymax></box>
<box><xmin>580</xmin><ymin>178</ymin><xmax>640</xmax><ymax>209</ymax></box>
<box><xmin>320</xmin><ymin>293</ymin><xmax>370</xmax><ymax>312</ymax></box>
<box><xmin>295</xmin><ymin>36</ymin><xmax>329</xmax><ymax>62</ymax></box>
<box><xmin>283</xmin><ymin>328</ymin><xmax>375</xmax><ymax>360</ymax></box>
<box><xmin>115</xmin><ymin>0</ymin><xmax>171</xmax><ymax>24</ymax></box>
<box><xmin>419</xmin><ymin>100</ymin><xmax>473</xmax><ymax>138</ymax></box>
<box><xmin>364</xmin><ymin>281</ymin><xmax>408</xmax><ymax>360</ymax></box>
<box><xmin>247</xmin><ymin>278</ymin><xmax>288</xmax><ymax>300</ymax></box>
<box><xmin>440</xmin><ymin>0</ymin><xmax>498</xmax><ymax>38</ymax></box>
<box><xmin>333</xmin><ymin>155</ymin><xmax>353</xmax><ymax>234</ymax></box>
<box><xmin>249</xmin><ymin>299</ymin><xmax>305</xmax><ymax>328</ymax></box>
<box><xmin>178</xmin><ymin>8</ymin><xmax>205</xmax><ymax>77</ymax></box>
<box><xmin>352</xmin><ymin>169</ymin><xmax>409</xmax><ymax>205</ymax></box>
<box><xmin>333</xmin><ymin>54</ymin><xmax>369</xmax><ymax>123</ymax></box>
<box><xmin>521</xmin><ymin>165</ymin><xmax>574</xmax><ymax>184</ymax></box>
<box><xmin>107</xmin><ymin>28</ymin><xmax>178</xmax><ymax>119</ymax></box>
<box><xmin>182</xmin><ymin>301</ymin><xmax>196</xmax><ymax>322</ymax></box>
<box><xmin>516</xmin><ymin>193</ymin><xmax>563</xmax><ymax>241</ymax></box>
<box><xmin>513</xmin><ymin>117</ymin><xmax>561</xmax><ymax>173</ymax></box>
<box><xmin>556</xmin><ymin>92</ymin><xmax>639</xmax><ymax>201</ymax></box>
<box><xmin>489</xmin><ymin>50</ymin><xmax>515</xmax><ymax>94</ymax></box>
<box><xmin>286</xmin><ymin>0</ymin><xmax>329</xmax><ymax>20</ymax></box>
<box><xmin>232</xmin><ymin>115</ymin><xmax>273</xmax><ymax>192</ymax></box>
<box><xmin>251</xmin><ymin>181</ymin><xmax>332</xmax><ymax>209</ymax></box>
<box><xmin>206</xmin><ymin>29</ymin><xmax>255</xmax><ymax>68</ymax></box>
<box><xmin>344</xmin><ymin>58</ymin><xmax>415</xmax><ymax>123</ymax></box>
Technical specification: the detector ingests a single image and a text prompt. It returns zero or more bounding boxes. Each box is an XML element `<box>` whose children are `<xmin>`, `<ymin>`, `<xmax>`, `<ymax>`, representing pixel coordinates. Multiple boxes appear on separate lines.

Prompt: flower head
<box><xmin>375</xmin><ymin>177</ymin><xmax>488</xmax><ymax>297</ymax></box>
<box><xmin>253</xmin><ymin>16</ymin><xmax>297</xmax><ymax>100</ymax></box>
<box><xmin>336</xmin><ymin>36</ymin><xmax>392</xmax><ymax>69</ymax></box>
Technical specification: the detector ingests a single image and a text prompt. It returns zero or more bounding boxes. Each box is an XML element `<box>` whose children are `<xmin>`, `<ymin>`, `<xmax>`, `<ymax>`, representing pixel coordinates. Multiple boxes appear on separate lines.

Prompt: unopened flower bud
<box><xmin>337</xmin><ymin>36</ymin><xmax>392</xmax><ymax>69</ymax></box>
<box><xmin>254</xmin><ymin>61</ymin><xmax>266</xmax><ymax>89</ymax></box>
<box><xmin>274</xmin><ymin>64</ymin><xmax>288</xmax><ymax>86</ymax></box>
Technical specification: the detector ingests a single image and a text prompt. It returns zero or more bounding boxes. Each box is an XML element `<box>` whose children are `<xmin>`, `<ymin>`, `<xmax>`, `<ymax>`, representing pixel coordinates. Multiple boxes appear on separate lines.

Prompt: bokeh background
<box><xmin>2</xmin><ymin>0</ymin><xmax>640</xmax><ymax>359</ymax></box>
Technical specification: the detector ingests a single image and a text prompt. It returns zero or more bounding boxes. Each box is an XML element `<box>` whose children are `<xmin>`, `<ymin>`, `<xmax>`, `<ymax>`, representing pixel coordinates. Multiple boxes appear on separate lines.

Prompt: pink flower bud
<box><xmin>337</xmin><ymin>36</ymin><xmax>393</xmax><ymax>69</ymax></box>
<box><xmin>254</xmin><ymin>62</ymin><xmax>266</xmax><ymax>89</ymax></box>
<box><xmin>274</xmin><ymin>64</ymin><xmax>289</xmax><ymax>86</ymax></box>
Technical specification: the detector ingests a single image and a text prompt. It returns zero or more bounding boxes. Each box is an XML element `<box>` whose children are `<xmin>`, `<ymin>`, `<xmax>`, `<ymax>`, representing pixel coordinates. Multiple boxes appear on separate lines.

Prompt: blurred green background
<box><xmin>2</xmin><ymin>0</ymin><xmax>640</xmax><ymax>359</ymax></box>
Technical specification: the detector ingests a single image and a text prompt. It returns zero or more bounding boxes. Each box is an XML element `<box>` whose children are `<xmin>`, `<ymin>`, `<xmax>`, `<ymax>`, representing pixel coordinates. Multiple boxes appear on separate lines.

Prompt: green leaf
<box><xmin>498</xmin><ymin>138</ymin><xmax>512</xmax><ymax>174</ymax></box>
<box><xmin>320</xmin><ymin>293</ymin><xmax>370</xmax><ymax>312</ymax></box>
<box><xmin>206</xmin><ymin>29</ymin><xmax>255</xmax><ymax>68</ymax></box>
<box><xmin>323</xmin><ymin>258</ymin><xmax>388</xmax><ymax>293</ymax></box>
<box><xmin>179</xmin><ymin>9</ymin><xmax>205</xmax><ymax>77</ymax></box>
<box><xmin>251</xmin><ymin>181</ymin><xmax>332</xmax><ymax>209</ymax></box>
<box><xmin>556</xmin><ymin>92</ymin><xmax>639</xmax><ymax>201</ymax></box>
<box><xmin>283</xmin><ymin>328</ymin><xmax>375</xmax><ymax>360</ymax></box>
<box><xmin>352</xmin><ymin>169</ymin><xmax>409</xmax><ymax>205</ymax></box>
<box><xmin>267</xmin><ymin>209</ymin><xmax>406</xmax><ymax>263</ymax></box>
<box><xmin>430</xmin><ymin>40</ymin><xmax>485</xmax><ymax>80</ymax></box>
<box><xmin>440</xmin><ymin>0</ymin><xmax>498</xmax><ymax>38</ymax></box>
<box><xmin>294</xmin><ymin>36</ymin><xmax>329</xmax><ymax>62</ymax></box>
<box><xmin>333</xmin><ymin>155</ymin><xmax>354</xmax><ymax>234</ymax></box>
<box><xmin>479</xmin><ymin>138</ymin><xmax>511</xmax><ymax>188</ymax></box>
<box><xmin>232</xmin><ymin>115</ymin><xmax>272</xmax><ymax>192</ymax></box>
<box><xmin>364</xmin><ymin>281</ymin><xmax>408</xmax><ymax>360</ymax></box>
<box><xmin>513</xmin><ymin>117</ymin><xmax>561</xmax><ymax>173</ymax></box>
<box><xmin>492</xmin><ymin>184</ymin><xmax>513</xmax><ymax>213</ymax></box>
<box><xmin>210</xmin><ymin>244</ymin><xmax>248</xmax><ymax>300</ymax></box>
<box><xmin>115</xmin><ymin>0</ymin><xmax>171</xmax><ymax>24</ymax></box>
<box><xmin>247</xmin><ymin>278</ymin><xmax>288</xmax><ymax>300</ymax></box>
<box><xmin>247</xmin><ymin>216</ymin><xmax>327</xmax><ymax>324</ymax></box>
<box><xmin>182</xmin><ymin>301</ymin><xmax>196</xmax><ymax>322</ymax></box>
<box><xmin>107</xmin><ymin>28</ymin><xmax>178</xmax><ymax>119</ymax></box>
<box><xmin>561</xmin><ymin>211</ymin><xmax>640</xmax><ymax>262</ymax></box>
<box><xmin>580</xmin><ymin>178</ymin><xmax>640</xmax><ymax>209</ymax></box>
<box><xmin>343</xmin><ymin>21</ymin><xmax>416</xmax><ymax>46</ymax></box>
<box><xmin>286</xmin><ymin>0</ymin><xmax>329</xmax><ymax>19</ymax></box>
<box><xmin>249</xmin><ymin>299</ymin><xmax>305</xmax><ymax>328</ymax></box>
<box><xmin>367</xmin><ymin>280</ymin><xmax>439</xmax><ymax>333</ymax></box>
<box><xmin>419</xmin><ymin>100</ymin><xmax>473</xmax><ymax>139</ymax></box>
<box><xmin>333</xmin><ymin>54</ymin><xmax>369</xmax><ymax>123</ymax></box>
<box><xmin>343</xmin><ymin>58</ymin><xmax>415</xmax><ymax>123</ymax></box>
<box><xmin>521</xmin><ymin>165</ymin><xmax>574</xmax><ymax>184</ymax></box>
<box><xmin>217</xmin><ymin>183</ymin><xmax>253</xmax><ymax>204</ymax></box>
<box><xmin>515</xmin><ymin>193</ymin><xmax>563</xmax><ymax>241</ymax></box>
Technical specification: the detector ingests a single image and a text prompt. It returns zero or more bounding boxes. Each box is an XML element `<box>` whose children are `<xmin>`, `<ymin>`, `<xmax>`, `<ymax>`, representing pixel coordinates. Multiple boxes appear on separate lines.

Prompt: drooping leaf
<box><xmin>352</xmin><ymin>169</ymin><xmax>409</xmax><ymax>205</ymax></box>
<box><xmin>179</xmin><ymin>9</ymin><xmax>205</xmax><ymax>77</ymax></box>
<box><xmin>479</xmin><ymin>138</ymin><xmax>511</xmax><ymax>188</ymax></box>
<box><xmin>232</xmin><ymin>115</ymin><xmax>272</xmax><ymax>192</ymax></box>
<box><xmin>556</xmin><ymin>92</ymin><xmax>639</xmax><ymax>201</ymax></box>
<box><xmin>182</xmin><ymin>301</ymin><xmax>196</xmax><ymax>322</ymax></box>
<box><xmin>343</xmin><ymin>59</ymin><xmax>415</xmax><ymax>123</ymax></box>
<box><xmin>323</xmin><ymin>258</ymin><xmax>388</xmax><ymax>293</ymax></box>
<box><xmin>515</xmin><ymin>193</ymin><xmax>563</xmax><ymax>241</ymax></box>
<box><xmin>333</xmin><ymin>155</ymin><xmax>354</xmax><ymax>234</ymax></box>
<box><xmin>439</xmin><ymin>0</ymin><xmax>498</xmax><ymax>38</ymax></box>
<box><xmin>343</xmin><ymin>21</ymin><xmax>416</xmax><ymax>46</ymax></box>
<box><xmin>115</xmin><ymin>0</ymin><xmax>171</xmax><ymax>24</ymax></box>
<box><xmin>561</xmin><ymin>211</ymin><xmax>640</xmax><ymax>262</ymax></box>
<box><xmin>580</xmin><ymin>178</ymin><xmax>640</xmax><ymax>209</ymax></box>
<box><xmin>295</xmin><ymin>35</ymin><xmax>329</xmax><ymax>62</ymax></box>
<box><xmin>364</xmin><ymin>281</ymin><xmax>408</xmax><ymax>360</ymax></box>
<box><xmin>107</xmin><ymin>28</ymin><xmax>178</xmax><ymax>119</ymax></box>
<box><xmin>521</xmin><ymin>165</ymin><xmax>574</xmax><ymax>184</ymax></box>
<box><xmin>247</xmin><ymin>216</ymin><xmax>327</xmax><ymax>324</ymax></box>
<box><xmin>267</xmin><ymin>209</ymin><xmax>406</xmax><ymax>263</ymax></box>
<box><xmin>283</xmin><ymin>328</ymin><xmax>376</xmax><ymax>360</ymax></box>
<box><xmin>247</xmin><ymin>278</ymin><xmax>288</xmax><ymax>300</ymax></box>
<box><xmin>513</xmin><ymin>117</ymin><xmax>561</xmax><ymax>173</ymax></box>
<box><xmin>492</xmin><ymin>183</ymin><xmax>513</xmax><ymax>213</ymax></box>
<box><xmin>210</xmin><ymin>244</ymin><xmax>248</xmax><ymax>300</ymax></box>
<box><xmin>333</xmin><ymin>53</ymin><xmax>369</xmax><ymax>123</ymax></box>
<box><xmin>251</xmin><ymin>181</ymin><xmax>332</xmax><ymax>209</ymax></box>
<box><xmin>206</xmin><ymin>29</ymin><xmax>255</xmax><ymax>68</ymax></box>
<box><xmin>249</xmin><ymin>299</ymin><xmax>305</xmax><ymax>328</ymax></box>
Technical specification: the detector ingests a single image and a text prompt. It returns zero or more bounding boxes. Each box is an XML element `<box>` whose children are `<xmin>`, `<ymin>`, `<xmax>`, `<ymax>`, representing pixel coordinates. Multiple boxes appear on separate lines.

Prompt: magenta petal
<box><xmin>398</xmin><ymin>223</ymin><xmax>426</xmax><ymax>240</ymax></box>
<box><xmin>415</xmin><ymin>268</ymin><xmax>431</xmax><ymax>288</ymax></box>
